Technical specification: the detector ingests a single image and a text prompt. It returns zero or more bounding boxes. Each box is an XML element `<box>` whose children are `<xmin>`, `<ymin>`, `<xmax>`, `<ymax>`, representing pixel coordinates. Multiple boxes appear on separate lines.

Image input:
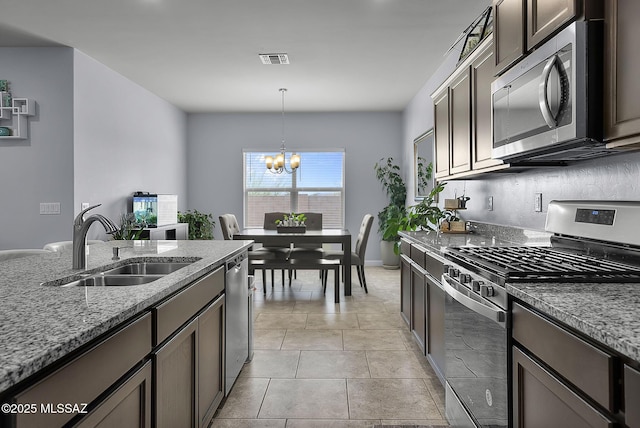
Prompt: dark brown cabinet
<box><xmin>433</xmin><ymin>36</ymin><xmax>505</xmax><ymax>180</ymax></box>
<box><xmin>527</xmin><ymin>0</ymin><xmax>577</xmax><ymax>49</ymax></box>
<box><xmin>197</xmin><ymin>295</ymin><xmax>225</xmax><ymax>427</ymax></box>
<box><xmin>494</xmin><ymin>0</ymin><xmax>525</xmax><ymax>74</ymax></box>
<box><xmin>433</xmin><ymin>87</ymin><xmax>451</xmax><ymax>179</ymax></box>
<box><xmin>400</xmin><ymin>242</ymin><xmax>412</xmax><ymax>327</ymax></box>
<box><xmin>154</xmin><ymin>267</ymin><xmax>226</xmax><ymax>428</ymax></box>
<box><xmin>449</xmin><ymin>68</ymin><xmax>472</xmax><ymax>175</ymax></box>
<box><xmin>426</xmin><ymin>277</ymin><xmax>445</xmax><ymax>382</ymax></box>
<box><xmin>493</xmin><ymin>0</ymin><xmax>579</xmax><ymax>75</ymax></box>
<box><xmin>626</xmin><ymin>365</ymin><xmax>640</xmax><ymax>428</ymax></box>
<box><xmin>471</xmin><ymin>43</ymin><xmax>503</xmax><ymax>170</ymax></box>
<box><xmin>604</xmin><ymin>0</ymin><xmax>640</xmax><ymax>149</ymax></box>
<box><xmin>75</xmin><ymin>362</ymin><xmax>152</xmax><ymax>428</ymax></box>
<box><xmin>410</xmin><ymin>263</ymin><xmax>427</xmax><ymax>353</ymax></box>
<box><xmin>512</xmin><ymin>346</ymin><xmax>614</xmax><ymax>428</ymax></box>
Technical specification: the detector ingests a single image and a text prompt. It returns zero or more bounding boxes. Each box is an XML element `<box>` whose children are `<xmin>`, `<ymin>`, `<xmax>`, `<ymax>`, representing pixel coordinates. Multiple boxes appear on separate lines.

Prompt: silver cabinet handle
<box><xmin>539</xmin><ymin>55</ymin><xmax>559</xmax><ymax>129</ymax></box>
<box><xmin>442</xmin><ymin>275</ymin><xmax>506</xmax><ymax>327</ymax></box>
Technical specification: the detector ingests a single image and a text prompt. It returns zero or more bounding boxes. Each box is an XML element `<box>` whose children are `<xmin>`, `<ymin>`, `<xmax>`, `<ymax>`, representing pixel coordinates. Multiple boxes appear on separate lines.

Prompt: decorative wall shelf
<box><xmin>0</xmin><ymin>98</ymin><xmax>36</xmax><ymax>140</ymax></box>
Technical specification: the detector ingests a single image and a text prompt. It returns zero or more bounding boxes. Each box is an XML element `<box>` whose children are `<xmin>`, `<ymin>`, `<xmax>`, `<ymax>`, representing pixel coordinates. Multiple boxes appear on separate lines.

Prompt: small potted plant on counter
<box><xmin>178</xmin><ymin>209</ymin><xmax>215</xmax><ymax>240</ymax></box>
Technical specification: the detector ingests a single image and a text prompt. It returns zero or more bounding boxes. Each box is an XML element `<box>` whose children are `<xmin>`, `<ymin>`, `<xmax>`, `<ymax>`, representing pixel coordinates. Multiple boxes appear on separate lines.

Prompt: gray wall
<box><xmin>187</xmin><ymin>112</ymin><xmax>402</xmax><ymax>263</ymax></box>
<box><xmin>0</xmin><ymin>47</ymin><xmax>75</xmax><ymax>249</ymax></box>
<box><xmin>0</xmin><ymin>48</ymin><xmax>188</xmax><ymax>249</ymax></box>
<box><xmin>73</xmin><ymin>51</ymin><xmax>188</xmax><ymax>240</ymax></box>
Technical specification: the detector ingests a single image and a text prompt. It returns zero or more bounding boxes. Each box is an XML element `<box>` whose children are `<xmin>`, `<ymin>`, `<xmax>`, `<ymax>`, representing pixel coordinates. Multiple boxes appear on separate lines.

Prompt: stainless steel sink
<box><xmin>101</xmin><ymin>262</ymin><xmax>192</xmax><ymax>275</ymax></box>
<box><xmin>61</xmin><ymin>275</ymin><xmax>163</xmax><ymax>287</ymax></box>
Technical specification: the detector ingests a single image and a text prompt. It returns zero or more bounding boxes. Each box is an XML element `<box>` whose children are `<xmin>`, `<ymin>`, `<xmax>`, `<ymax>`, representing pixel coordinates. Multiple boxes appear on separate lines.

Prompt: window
<box><xmin>243</xmin><ymin>150</ymin><xmax>345</xmax><ymax>228</ymax></box>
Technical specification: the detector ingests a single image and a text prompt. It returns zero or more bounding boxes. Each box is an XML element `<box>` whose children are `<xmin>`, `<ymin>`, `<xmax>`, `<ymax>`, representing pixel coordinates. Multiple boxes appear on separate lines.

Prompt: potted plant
<box><xmin>178</xmin><ymin>209</ymin><xmax>215</xmax><ymax>240</ymax></box>
<box><xmin>111</xmin><ymin>213</ymin><xmax>145</xmax><ymax>240</ymax></box>
<box><xmin>374</xmin><ymin>157</ymin><xmax>408</xmax><ymax>269</ymax></box>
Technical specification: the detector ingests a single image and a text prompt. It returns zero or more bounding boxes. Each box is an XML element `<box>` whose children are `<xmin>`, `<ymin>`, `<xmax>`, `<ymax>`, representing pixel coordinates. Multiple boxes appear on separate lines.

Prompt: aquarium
<box><xmin>132</xmin><ymin>194</ymin><xmax>158</xmax><ymax>227</ymax></box>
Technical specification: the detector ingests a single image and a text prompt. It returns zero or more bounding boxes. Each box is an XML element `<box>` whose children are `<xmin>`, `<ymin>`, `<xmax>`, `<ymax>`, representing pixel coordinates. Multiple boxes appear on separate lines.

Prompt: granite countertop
<box><xmin>0</xmin><ymin>239</ymin><xmax>252</xmax><ymax>394</ymax></box>
<box><xmin>400</xmin><ymin>224</ymin><xmax>640</xmax><ymax>363</ymax></box>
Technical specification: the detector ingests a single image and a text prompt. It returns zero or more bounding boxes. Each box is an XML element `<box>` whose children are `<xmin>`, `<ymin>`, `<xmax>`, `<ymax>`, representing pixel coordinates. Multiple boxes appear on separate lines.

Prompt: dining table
<box><xmin>233</xmin><ymin>228</ymin><xmax>353</xmax><ymax>296</ymax></box>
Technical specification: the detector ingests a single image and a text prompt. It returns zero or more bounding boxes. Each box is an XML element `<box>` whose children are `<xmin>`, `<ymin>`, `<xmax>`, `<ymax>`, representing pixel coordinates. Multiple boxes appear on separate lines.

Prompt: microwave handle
<box><xmin>538</xmin><ymin>55</ymin><xmax>559</xmax><ymax>128</ymax></box>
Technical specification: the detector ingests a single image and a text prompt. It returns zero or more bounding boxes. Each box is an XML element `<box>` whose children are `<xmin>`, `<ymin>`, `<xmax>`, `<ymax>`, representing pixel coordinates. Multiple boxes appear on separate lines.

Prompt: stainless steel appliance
<box><xmin>225</xmin><ymin>252</ymin><xmax>249</xmax><ymax>395</ymax></box>
<box><xmin>442</xmin><ymin>201</ymin><xmax>640</xmax><ymax>428</ymax></box>
<box><xmin>491</xmin><ymin>21</ymin><xmax>606</xmax><ymax>162</ymax></box>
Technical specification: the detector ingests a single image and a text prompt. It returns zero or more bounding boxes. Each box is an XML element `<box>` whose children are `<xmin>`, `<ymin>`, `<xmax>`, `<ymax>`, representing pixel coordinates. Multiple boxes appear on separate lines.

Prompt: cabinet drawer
<box><xmin>424</xmin><ymin>251</ymin><xmax>445</xmax><ymax>281</ymax></box>
<box><xmin>625</xmin><ymin>365</ymin><xmax>640</xmax><ymax>428</ymax></box>
<box><xmin>15</xmin><ymin>313</ymin><xmax>152</xmax><ymax>428</ymax></box>
<box><xmin>155</xmin><ymin>266</ymin><xmax>224</xmax><ymax>345</ymax></box>
<box><xmin>410</xmin><ymin>244</ymin><xmax>426</xmax><ymax>269</ymax></box>
<box><xmin>400</xmin><ymin>239</ymin><xmax>411</xmax><ymax>256</ymax></box>
<box><xmin>512</xmin><ymin>302</ymin><xmax>613</xmax><ymax>411</ymax></box>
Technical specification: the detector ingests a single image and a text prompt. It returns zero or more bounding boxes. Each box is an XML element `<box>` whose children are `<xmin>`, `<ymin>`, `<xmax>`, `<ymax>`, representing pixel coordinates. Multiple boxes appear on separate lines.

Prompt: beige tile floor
<box><xmin>211</xmin><ymin>266</ymin><xmax>448</xmax><ymax>428</ymax></box>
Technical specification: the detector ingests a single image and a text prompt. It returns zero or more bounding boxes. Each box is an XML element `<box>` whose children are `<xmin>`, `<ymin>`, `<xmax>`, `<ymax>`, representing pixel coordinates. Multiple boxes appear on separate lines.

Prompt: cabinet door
<box><xmin>449</xmin><ymin>68</ymin><xmax>472</xmax><ymax>175</ymax></box>
<box><xmin>512</xmin><ymin>346</ymin><xmax>614</xmax><ymax>428</ymax></box>
<box><xmin>604</xmin><ymin>0</ymin><xmax>640</xmax><ymax>147</ymax></box>
<box><xmin>433</xmin><ymin>87</ymin><xmax>451</xmax><ymax>178</ymax></box>
<box><xmin>198</xmin><ymin>295</ymin><xmax>225</xmax><ymax>428</ymax></box>
<box><xmin>74</xmin><ymin>362</ymin><xmax>152</xmax><ymax>428</ymax></box>
<box><xmin>494</xmin><ymin>0</ymin><xmax>525</xmax><ymax>74</ymax></box>
<box><xmin>472</xmin><ymin>41</ymin><xmax>503</xmax><ymax>170</ymax></box>
<box><xmin>625</xmin><ymin>365</ymin><xmax>640</xmax><ymax>428</ymax></box>
<box><xmin>155</xmin><ymin>318</ymin><xmax>198</xmax><ymax>428</ymax></box>
<box><xmin>527</xmin><ymin>0</ymin><xmax>576</xmax><ymax>49</ymax></box>
<box><xmin>427</xmin><ymin>278</ymin><xmax>445</xmax><ymax>384</ymax></box>
<box><xmin>410</xmin><ymin>264</ymin><xmax>427</xmax><ymax>354</ymax></box>
<box><xmin>400</xmin><ymin>255</ymin><xmax>412</xmax><ymax>327</ymax></box>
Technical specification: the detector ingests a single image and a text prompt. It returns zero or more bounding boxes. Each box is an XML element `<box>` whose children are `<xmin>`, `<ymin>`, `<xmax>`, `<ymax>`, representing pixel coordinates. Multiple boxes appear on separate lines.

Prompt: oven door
<box><xmin>443</xmin><ymin>275</ymin><xmax>508</xmax><ymax>428</ymax></box>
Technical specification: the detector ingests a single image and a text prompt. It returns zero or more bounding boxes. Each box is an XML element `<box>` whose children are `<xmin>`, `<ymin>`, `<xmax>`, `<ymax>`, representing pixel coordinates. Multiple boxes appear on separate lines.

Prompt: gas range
<box><xmin>442</xmin><ymin>201</ymin><xmax>640</xmax><ymax>428</ymax></box>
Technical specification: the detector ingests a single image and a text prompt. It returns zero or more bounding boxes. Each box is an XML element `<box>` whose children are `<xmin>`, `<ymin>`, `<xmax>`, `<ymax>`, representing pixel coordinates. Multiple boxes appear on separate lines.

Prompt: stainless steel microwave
<box><xmin>491</xmin><ymin>21</ymin><xmax>605</xmax><ymax>162</ymax></box>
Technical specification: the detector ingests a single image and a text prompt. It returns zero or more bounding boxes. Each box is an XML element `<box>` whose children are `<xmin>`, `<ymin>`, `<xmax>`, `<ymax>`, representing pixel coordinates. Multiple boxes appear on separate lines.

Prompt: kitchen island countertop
<box><xmin>400</xmin><ymin>225</ymin><xmax>640</xmax><ymax>363</ymax></box>
<box><xmin>0</xmin><ymin>239</ymin><xmax>252</xmax><ymax>393</ymax></box>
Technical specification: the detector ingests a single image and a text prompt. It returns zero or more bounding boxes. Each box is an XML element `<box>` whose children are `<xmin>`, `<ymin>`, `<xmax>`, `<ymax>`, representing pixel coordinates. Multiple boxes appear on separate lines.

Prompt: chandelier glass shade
<box><xmin>266</xmin><ymin>88</ymin><xmax>300</xmax><ymax>174</ymax></box>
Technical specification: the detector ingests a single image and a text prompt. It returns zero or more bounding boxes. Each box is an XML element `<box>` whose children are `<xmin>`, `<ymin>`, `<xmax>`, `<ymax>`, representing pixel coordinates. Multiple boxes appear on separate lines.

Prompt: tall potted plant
<box><xmin>374</xmin><ymin>157</ymin><xmax>407</xmax><ymax>269</ymax></box>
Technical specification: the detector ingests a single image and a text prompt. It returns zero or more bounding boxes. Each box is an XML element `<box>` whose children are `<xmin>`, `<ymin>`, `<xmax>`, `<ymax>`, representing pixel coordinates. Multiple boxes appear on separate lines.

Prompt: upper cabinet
<box><xmin>493</xmin><ymin>0</ymin><xmax>601</xmax><ymax>75</ymax></box>
<box><xmin>604</xmin><ymin>0</ymin><xmax>640</xmax><ymax>149</ymax></box>
<box><xmin>433</xmin><ymin>35</ymin><xmax>507</xmax><ymax>181</ymax></box>
<box><xmin>494</xmin><ymin>0</ymin><xmax>525</xmax><ymax>74</ymax></box>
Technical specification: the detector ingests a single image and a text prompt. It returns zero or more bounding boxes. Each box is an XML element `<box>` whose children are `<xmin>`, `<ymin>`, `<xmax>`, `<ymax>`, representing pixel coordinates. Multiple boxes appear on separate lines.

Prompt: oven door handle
<box><xmin>442</xmin><ymin>275</ymin><xmax>507</xmax><ymax>327</ymax></box>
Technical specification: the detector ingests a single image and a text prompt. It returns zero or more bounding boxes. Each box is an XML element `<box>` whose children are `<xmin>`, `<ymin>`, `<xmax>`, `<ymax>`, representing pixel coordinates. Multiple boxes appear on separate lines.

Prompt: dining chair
<box><xmin>262</xmin><ymin>212</ymin><xmax>291</xmax><ymax>285</ymax></box>
<box><xmin>324</xmin><ymin>214</ymin><xmax>374</xmax><ymax>293</ymax></box>
<box><xmin>288</xmin><ymin>212</ymin><xmax>323</xmax><ymax>280</ymax></box>
<box><xmin>219</xmin><ymin>213</ymin><xmax>288</xmax><ymax>288</ymax></box>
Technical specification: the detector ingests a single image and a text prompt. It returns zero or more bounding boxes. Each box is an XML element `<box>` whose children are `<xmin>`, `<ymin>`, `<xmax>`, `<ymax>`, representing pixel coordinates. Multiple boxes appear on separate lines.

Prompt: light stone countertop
<box><xmin>0</xmin><ymin>239</ymin><xmax>252</xmax><ymax>394</ymax></box>
<box><xmin>400</xmin><ymin>224</ymin><xmax>640</xmax><ymax>363</ymax></box>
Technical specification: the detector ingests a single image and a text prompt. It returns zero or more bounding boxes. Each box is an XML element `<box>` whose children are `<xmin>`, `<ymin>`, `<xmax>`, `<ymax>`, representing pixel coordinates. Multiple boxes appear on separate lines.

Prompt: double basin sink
<box><xmin>57</xmin><ymin>261</ymin><xmax>193</xmax><ymax>287</ymax></box>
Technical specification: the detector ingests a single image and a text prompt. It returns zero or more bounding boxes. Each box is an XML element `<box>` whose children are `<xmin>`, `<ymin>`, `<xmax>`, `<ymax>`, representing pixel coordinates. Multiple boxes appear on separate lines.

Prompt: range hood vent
<box><xmin>259</xmin><ymin>53</ymin><xmax>290</xmax><ymax>65</ymax></box>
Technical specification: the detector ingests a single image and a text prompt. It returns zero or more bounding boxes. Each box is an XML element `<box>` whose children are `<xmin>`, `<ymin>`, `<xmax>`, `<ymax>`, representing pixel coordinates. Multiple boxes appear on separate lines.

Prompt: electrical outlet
<box><xmin>487</xmin><ymin>196</ymin><xmax>494</xmax><ymax>211</ymax></box>
<box><xmin>535</xmin><ymin>193</ymin><xmax>542</xmax><ymax>212</ymax></box>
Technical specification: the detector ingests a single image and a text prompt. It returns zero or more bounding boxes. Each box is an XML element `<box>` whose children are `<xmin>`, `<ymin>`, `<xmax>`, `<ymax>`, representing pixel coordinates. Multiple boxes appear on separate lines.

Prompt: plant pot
<box><xmin>380</xmin><ymin>240</ymin><xmax>400</xmax><ymax>269</ymax></box>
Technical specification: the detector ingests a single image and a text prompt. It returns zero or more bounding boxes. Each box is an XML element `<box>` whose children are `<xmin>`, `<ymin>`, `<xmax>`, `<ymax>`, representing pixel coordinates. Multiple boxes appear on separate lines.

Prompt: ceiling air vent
<box><xmin>259</xmin><ymin>53</ymin><xmax>290</xmax><ymax>65</ymax></box>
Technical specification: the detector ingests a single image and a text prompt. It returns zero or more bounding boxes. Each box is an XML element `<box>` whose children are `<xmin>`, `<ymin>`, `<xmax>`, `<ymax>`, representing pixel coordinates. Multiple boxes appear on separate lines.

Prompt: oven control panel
<box><xmin>575</xmin><ymin>208</ymin><xmax>615</xmax><ymax>225</ymax></box>
<box><xmin>443</xmin><ymin>264</ymin><xmax>508</xmax><ymax>311</ymax></box>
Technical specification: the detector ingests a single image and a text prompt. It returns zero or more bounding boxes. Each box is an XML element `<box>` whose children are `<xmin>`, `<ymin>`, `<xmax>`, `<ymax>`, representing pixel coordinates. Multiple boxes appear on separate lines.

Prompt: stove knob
<box><xmin>447</xmin><ymin>267</ymin><xmax>459</xmax><ymax>278</ymax></box>
<box><xmin>471</xmin><ymin>280</ymin><xmax>483</xmax><ymax>292</ymax></box>
<box><xmin>459</xmin><ymin>273</ymin><xmax>471</xmax><ymax>284</ymax></box>
<box><xmin>480</xmin><ymin>284</ymin><xmax>495</xmax><ymax>297</ymax></box>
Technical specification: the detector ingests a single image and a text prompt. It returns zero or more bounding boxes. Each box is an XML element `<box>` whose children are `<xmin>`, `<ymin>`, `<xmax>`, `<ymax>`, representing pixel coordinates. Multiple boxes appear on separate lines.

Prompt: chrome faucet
<box><xmin>73</xmin><ymin>204</ymin><xmax>119</xmax><ymax>269</ymax></box>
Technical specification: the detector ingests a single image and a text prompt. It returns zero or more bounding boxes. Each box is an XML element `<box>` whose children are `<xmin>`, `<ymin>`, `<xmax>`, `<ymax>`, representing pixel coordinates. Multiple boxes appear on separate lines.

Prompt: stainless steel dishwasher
<box><xmin>225</xmin><ymin>252</ymin><xmax>249</xmax><ymax>395</ymax></box>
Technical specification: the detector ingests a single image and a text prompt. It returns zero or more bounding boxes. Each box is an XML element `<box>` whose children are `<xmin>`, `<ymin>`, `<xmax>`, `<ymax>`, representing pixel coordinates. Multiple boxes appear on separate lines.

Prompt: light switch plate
<box><xmin>535</xmin><ymin>193</ymin><xmax>542</xmax><ymax>212</ymax></box>
<box><xmin>40</xmin><ymin>202</ymin><xmax>61</xmax><ymax>215</ymax></box>
<box><xmin>81</xmin><ymin>202</ymin><xmax>90</xmax><ymax>211</ymax></box>
<box><xmin>487</xmin><ymin>196</ymin><xmax>494</xmax><ymax>211</ymax></box>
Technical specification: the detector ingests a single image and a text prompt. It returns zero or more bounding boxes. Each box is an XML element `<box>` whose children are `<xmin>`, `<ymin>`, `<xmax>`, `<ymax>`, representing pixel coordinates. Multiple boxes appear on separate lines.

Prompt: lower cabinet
<box><xmin>410</xmin><ymin>263</ymin><xmax>427</xmax><ymax>353</ymax></box>
<box><xmin>427</xmin><ymin>278</ymin><xmax>446</xmax><ymax>382</ymax></box>
<box><xmin>512</xmin><ymin>346</ymin><xmax>614</xmax><ymax>428</ymax></box>
<box><xmin>400</xmin><ymin>252</ymin><xmax>412</xmax><ymax>327</ymax></box>
<box><xmin>626</xmin><ymin>364</ymin><xmax>640</xmax><ymax>428</ymax></box>
<box><xmin>74</xmin><ymin>361</ymin><xmax>152</xmax><ymax>428</ymax></box>
<box><xmin>154</xmin><ymin>269</ymin><xmax>226</xmax><ymax>428</ymax></box>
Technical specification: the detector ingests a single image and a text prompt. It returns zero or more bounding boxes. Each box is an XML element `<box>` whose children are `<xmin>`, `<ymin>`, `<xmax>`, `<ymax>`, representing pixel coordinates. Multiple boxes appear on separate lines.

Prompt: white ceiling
<box><xmin>0</xmin><ymin>0</ymin><xmax>490</xmax><ymax>112</ymax></box>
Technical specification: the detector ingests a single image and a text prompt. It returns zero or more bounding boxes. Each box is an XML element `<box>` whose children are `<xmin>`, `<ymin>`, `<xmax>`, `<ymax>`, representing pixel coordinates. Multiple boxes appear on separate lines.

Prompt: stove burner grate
<box><xmin>445</xmin><ymin>246</ymin><xmax>640</xmax><ymax>283</ymax></box>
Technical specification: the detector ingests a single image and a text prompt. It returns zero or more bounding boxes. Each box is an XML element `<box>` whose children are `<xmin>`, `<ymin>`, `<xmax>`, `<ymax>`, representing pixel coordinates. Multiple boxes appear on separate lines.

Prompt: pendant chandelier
<box><xmin>265</xmin><ymin>88</ymin><xmax>300</xmax><ymax>174</ymax></box>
